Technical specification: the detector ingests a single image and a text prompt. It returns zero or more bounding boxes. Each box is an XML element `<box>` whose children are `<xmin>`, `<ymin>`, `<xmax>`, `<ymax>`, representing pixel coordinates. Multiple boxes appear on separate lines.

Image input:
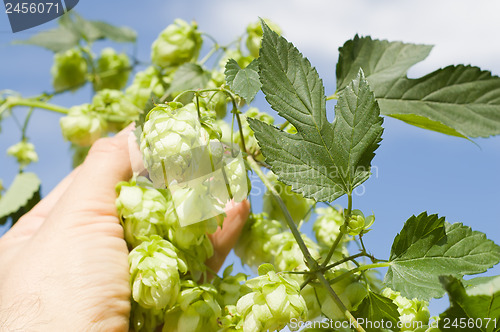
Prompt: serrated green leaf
<box><xmin>224</xmin><ymin>59</ymin><xmax>261</xmax><ymax>102</ymax></box>
<box><xmin>337</xmin><ymin>36</ymin><xmax>500</xmax><ymax>138</ymax></box>
<box><xmin>249</xmin><ymin>22</ymin><xmax>383</xmax><ymax>202</ymax></box>
<box><xmin>385</xmin><ymin>212</ymin><xmax>500</xmax><ymax>300</ymax></box>
<box><xmin>0</xmin><ymin>172</ymin><xmax>41</xmax><ymax>225</ymax></box>
<box><xmin>353</xmin><ymin>291</ymin><xmax>401</xmax><ymax>332</ymax></box>
<box><xmin>166</xmin><ymin>63</ymin><xmax>211</xmax><ymax>96</ymax></box>
<box><xmin>13</xmin><ymin>26</ymin><xmax>80</xmax><ymax>52</ymax></box>
<box><xmin>439</xmin><ymin>276</ymin><xmax>500</xmax><ymax>332</ymax></box>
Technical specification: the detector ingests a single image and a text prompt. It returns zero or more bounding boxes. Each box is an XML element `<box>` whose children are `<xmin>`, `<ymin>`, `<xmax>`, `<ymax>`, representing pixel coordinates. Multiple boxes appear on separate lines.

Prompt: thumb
<box><xmin>44</xmin><ymin>128</ymin><xmax>136</xmax><ymax>229</ymax></box>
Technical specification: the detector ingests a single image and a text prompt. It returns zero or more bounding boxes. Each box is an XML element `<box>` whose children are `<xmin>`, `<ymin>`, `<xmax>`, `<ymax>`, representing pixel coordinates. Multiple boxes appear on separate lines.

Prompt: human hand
<box><xmin>0</xmin><ymin>127</ymin><xmax>249</xmax><ymax>331</ymax></box>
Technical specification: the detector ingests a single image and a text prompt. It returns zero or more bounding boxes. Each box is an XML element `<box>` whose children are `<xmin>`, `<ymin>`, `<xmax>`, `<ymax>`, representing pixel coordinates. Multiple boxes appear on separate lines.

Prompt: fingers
<box><xmin>43</xmin><ymin>126</ymin><xmax>137</xmax><ymax>229</ymax></box>
<box><xmin>206</xmin><ymin>199</ymin><xmax>250</xmax><ymax>272</ymax></box>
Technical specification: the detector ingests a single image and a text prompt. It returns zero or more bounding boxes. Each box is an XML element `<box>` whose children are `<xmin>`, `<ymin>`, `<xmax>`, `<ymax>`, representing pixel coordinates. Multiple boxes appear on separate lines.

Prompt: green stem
<box><xmin>199</xmin><ymin>45</ymin><xmax>220</xmax><ymax>66</ymax></box>
<box><xmin>247</xmin><ymin>156</ymin><xmax>364</xmax><ymax>332</ymax></box>
<box><xmin>279</xmin><ymin>120</ymin><xmax>289</xmax><ymax>130</ymax></box>
<box><xmin>321</xmin><ymin>194</ymin><xmax>352</xmax><ymax>267</ymax></box>
<box><xmin>247</xmin><ymin>156</ymin><xmax>317</xmax><ymax>270</ymax></box>
<box><xmin>328</xmin><ymin>262</ymin><xmax>391</xmax><ymax>285</ymax></box>
<box><xmin>323</xmin><ymin>252</ymin><xmax>366</xmax><ymax>271</ymax></box>
<box><xmin>3</xmin><ymin>97</ymin><xmax>69</xmax><ymax>114</ymax></box>
<box><xmin>316</xmin><ymin>271</ymin><xmax>365</xmax><ymax>332</ymax></box>
<box><xmin>21</xmin><ymin>107</ymin><xmax>35</xmax><ymax>140</ymax></box>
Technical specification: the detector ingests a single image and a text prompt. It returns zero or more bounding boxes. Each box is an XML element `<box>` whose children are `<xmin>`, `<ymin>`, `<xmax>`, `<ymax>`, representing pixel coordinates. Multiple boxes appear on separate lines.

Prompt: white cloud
<box><xmin>196</xmin><ymin>0</ymin><xmax>500</xmax><ymax>78</ymax></box>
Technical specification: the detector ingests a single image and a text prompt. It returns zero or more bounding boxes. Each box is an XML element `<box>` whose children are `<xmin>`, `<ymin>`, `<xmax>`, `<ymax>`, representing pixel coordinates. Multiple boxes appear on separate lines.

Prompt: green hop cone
<box><xmin>245</xmin><ymin>19</ymin><xmax>282</xmax><ymax>58</ymax></box>
<box><xmin>236</xmin><ymin>265</ymin><xmax>307</xmax><ymax>332</ymax></box>
<box><xmin>163</xmin><ymin>281</ymin><xmax>222</xmax><ymax>332</ymax></box>
<box><xmin>7</xmin><ymin>139</ymin><xmax>38</xmax><ymax>169</ymax></box>
<box><xmin>92</xmin><ymin>89</ymin><xmax>141</xmax><ymax>132</ymax></box>
<box><xmin>270</xmin><ymin>232</ymin><xmax>320</xmax><ymax>275</ymax></box>
<box><xmin>129</xmin><ymin>235</ymin><xmax>188</xmax><ymax>310</ymax></box>
<box><xmin>263</xmin><ymin>171</ymin><xmax>314</xmax><ymax>226</ymax></box>
<box><xmin>213</xmin><ymin>265</ymin><xmax>251</xmax><ymax>308</ymax></box>
<box><xmin>382</xmin><ymin>288</ymin><xmax>431</xmax><ymax>331</ymax></box>
<box><xmin>94</xmin><ymin>47</ymin><xmax>130</xmax><ymax>91</ymax></box>
<box><xmin>130</xmin><ymin>299</ymin><xmax>164</xmax><ymax>332</ymax></box>
<box><xmin>125</xmin><ymin>66</ymin><xmax>166</xmax><ymax>109</ymax></box>
<box><xmin>345</xmin><ymin>210</ymin><xmax>375</xmax><ymax>236</ymax></box>
<box><xmin>60</xmin><ymin>104</ymin><xmax>107</xmax><ymax>147</ymax></box>
<box><xmin>116</xmin><ymin>178</ymin><xmax>174</xmax><ymax>248</ymax></box>
<box><xmin>234</xmin><ymin>107</ymin><xmax>274</xmax><ymax>161</ymax></box>
<box><xmin>151</xmin><ymin>19</ymin><xmax>203</xmax><ymax>68</ymax></box>
<box><xmin>235</xmin><ymin>213</ymin><xmax>283</xmax><ymax>268</ymax></box>
<box><xmin>140</xmin><ymin>102</ymin><xmax>211</xmax><ymax>188</ymax></box>
<box><xmin>51</xmin><ymin>47</ymin><xmax>88</xmax><ymax>92</ymax></box>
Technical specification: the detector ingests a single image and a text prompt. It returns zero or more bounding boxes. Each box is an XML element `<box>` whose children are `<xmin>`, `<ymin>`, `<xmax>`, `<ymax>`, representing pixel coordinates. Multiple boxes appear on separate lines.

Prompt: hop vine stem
<box><xmin>246</xmin><ymin>156</ymin><xmax>366</xmax><ymax>332</ymax></box>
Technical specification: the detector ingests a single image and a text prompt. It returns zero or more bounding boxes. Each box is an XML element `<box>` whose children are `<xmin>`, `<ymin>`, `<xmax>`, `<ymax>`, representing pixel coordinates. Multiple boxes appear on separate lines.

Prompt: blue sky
<box><xmin>1</xmin><ymin>0</ymin><xmax>500</xmax><ymax>318</ymax></box>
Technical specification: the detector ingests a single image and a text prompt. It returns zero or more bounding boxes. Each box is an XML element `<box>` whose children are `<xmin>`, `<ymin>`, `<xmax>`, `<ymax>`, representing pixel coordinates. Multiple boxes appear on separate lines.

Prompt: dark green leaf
<box><xmin>336</xmin><ymin>35</ymin><xmax>433</xmax><ymax>92</ymax></box>
<box><xmin>166</xmin><ymin>63</ymin><xmax>211</xmax><ymax>96</ymax></box>
<box><xmin>13</xmin><ymin>26</ymin><xmax>80</xmax><ymax>52</ymax></box>
<box><xmin>376</xmin><ymin>65</ymin><xmax>500</xmax><ymax>138</ymax></box>
<box><xmin>249</xmin><ymin>22</ymin><xmax>383</xmax><ymax>201</ymax></box>
<box><xmin>353</xmin><ymin>291</ymin><xmax>401</xmax><ymax>332</ymax></box>
<box><xmin>439</xmin><ymin>276</ymin><xmax>500</xmax><ymax>332</ymax></box>
<box><xmin>337</xmin><ymin>36</ymin><xmax>500</xmax><ymax>138</ymax></box>
<box><xmin>225</xmin><ymin>59</ymin><xmax>261</xmax><ymax>102</ymax></box>
<box><xmin>385</xmin><ymin>212</ymin><xmax>500</xmax><ymax>300</ymax></box>
<box><xmin>0</xmin><ymin>172</ymin><xmax>41</xmax><ymax>225</ymax></box>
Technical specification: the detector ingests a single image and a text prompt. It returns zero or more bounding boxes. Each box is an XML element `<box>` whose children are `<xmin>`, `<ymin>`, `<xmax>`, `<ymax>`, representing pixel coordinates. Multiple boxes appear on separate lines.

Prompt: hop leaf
<box><xmin>129</xmin><ymin>235</ymin><xmax>187</xmax><ymax>310</ymax></box>
<box><xmin>152</xmin><ymin>19</ymin><xmax>203</xmax><ymax>69</ymax></box>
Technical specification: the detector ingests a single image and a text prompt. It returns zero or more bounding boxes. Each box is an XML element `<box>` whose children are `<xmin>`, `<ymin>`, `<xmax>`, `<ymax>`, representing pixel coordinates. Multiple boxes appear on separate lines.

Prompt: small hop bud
<box><xmin>162</xmin><ymin>281</ymin><xmax>222</xmax><ymax>332</ymax></box>
<box><xmin>263</xmin><ymin>171</ymin><xmax>314</xmax><ymax>226</ymax></box>
<box><xmin>313</xmin><ymin>205</ymin><xmax>352</xmax><ymax>250</ymax></box>
<box><xmin>236</xmin><ymin>267</ymin><xmax>307</xmax><ymax>332</ymax></box>
<box><xmin>7</xmin><ymin>140</ymin><xmax>38</xmax><ymax>169</ymax></box>
<box><xmin>245</xmin><ymin>19</ymin><xmax>282</xmax><ymax>58</ymax></box>
<box><xmin>51</xmin><ymin>47</ymin><xmax>88</xmax><ymax>92</ymax></box>
<box><xmin>60</xmin><ymin>104</ymin><xmax>107</xmax><ymax>147</ymax></box>
<box><xmin>151</xmin><ymin>19</ymin><xmax>203</xmax><ymax>68</ymax></box>
<box><xmin>235</xmin><ymin>213</ymin><xmax>283</xmax><ymax>268</ymax></box>
<box><xmin>218</xmin><ymin>305</ymin><xmax>244</xmax><ymax>331</ymax></box>
<box><xmin>129</xmin><ymin>235</ymin><xmax>187</xmax><ymax>310</ymax></box>
<box><xmin>346</xmin><ymin>209</ymin><xmax>375</xmax><ymax>236</ymax></box>
<box><xmin>125</xmin><ymin>66</ymin><xmax>166</xmax><ymax>109</ymax></box>
<box><xmin>92</xmin><ymin>89</ymin><xmax>141</xmax><ymax>132</ymax></box>
<box><xmin>94</xmin><ymin>47</ymin><xmax>130</xmax><ymax>91</ymax></box>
